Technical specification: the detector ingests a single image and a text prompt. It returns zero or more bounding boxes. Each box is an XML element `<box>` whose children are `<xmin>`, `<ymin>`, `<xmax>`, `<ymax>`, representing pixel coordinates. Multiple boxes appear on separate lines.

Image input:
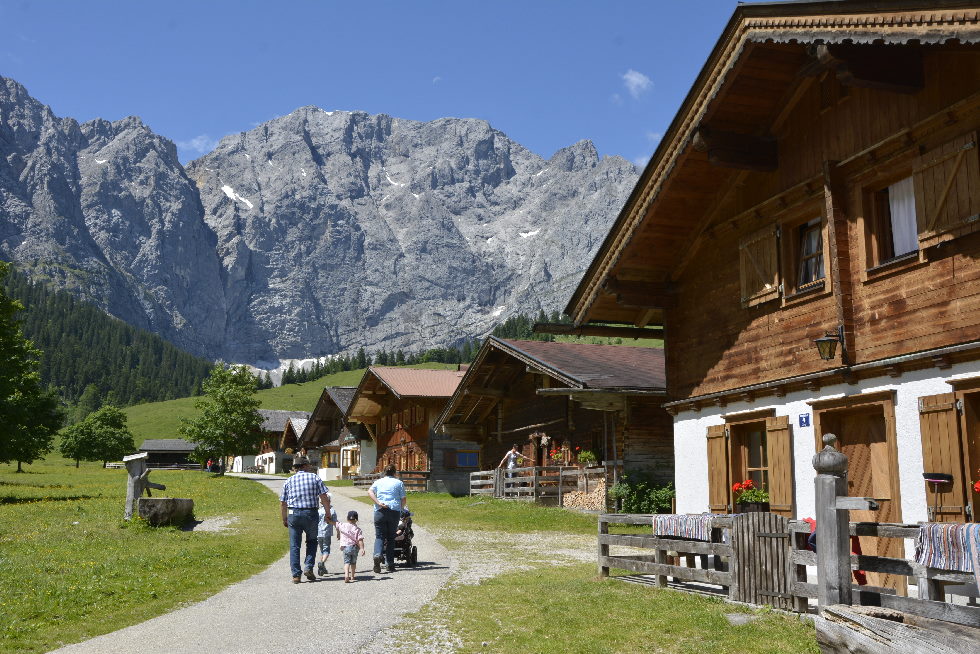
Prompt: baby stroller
<box><xmin>393</xmin><ymin>507</ymin><xmax>417</xmax><ymax>566</ymax></box>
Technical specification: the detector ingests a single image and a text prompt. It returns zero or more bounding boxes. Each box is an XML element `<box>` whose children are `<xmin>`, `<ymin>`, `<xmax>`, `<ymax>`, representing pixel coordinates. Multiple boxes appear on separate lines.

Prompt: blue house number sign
<box><xmin>799</xmin><ymin>413</ymin><xmax>811</xmax><ymax>428</ymax></box>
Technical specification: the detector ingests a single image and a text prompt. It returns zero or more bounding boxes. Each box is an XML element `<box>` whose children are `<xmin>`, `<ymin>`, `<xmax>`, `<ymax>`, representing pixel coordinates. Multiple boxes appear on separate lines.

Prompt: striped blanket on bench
<box><xmin>914</xmin><ymin>522</ymin><xmax>980</xmax><ymax>588</ymax></box>
<box><xmin>652</xmin><ymin>513</ymin><xmax>714</xmax><ymax>542</ymax></box>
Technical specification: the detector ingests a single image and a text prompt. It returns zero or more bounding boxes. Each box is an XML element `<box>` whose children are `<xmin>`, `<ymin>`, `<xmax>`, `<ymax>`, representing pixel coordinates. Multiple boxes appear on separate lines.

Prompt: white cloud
<box><xmin>622</xmin><ymin>69</ymin><xmax>652</xmax><ymax>99</ymax></box>
<box><xmin>177</xmin><ymin>134</ymin><xmax>218</xmax><ymax>155</ymax></box>
<box><xmin>432</xmin><ymin>76</ymin><xmax>442</xmax><ymax>85</ymax></box>
<box><xmin>646</xmin><ymin>131</ymin><xmax>662</xmax><ymax>142</ymax></box>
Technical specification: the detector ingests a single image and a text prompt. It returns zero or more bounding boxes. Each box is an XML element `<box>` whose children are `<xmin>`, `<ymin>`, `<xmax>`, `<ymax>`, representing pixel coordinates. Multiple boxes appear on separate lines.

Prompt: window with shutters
<box><xmin>705</xmin><ymin>414</ymin><xmax>794</xmax><ymax>517</ymax></box>
<box><xmin>457</xmin><ymin>451</ymin><xmax>479</xmax><ymax>468</ymax></box>
<box><xmin>867</xmin><ymin>175</ymin><xmax>920</xmax><ymax>267</ymax></box>
<box><xmin>914</xmin><ymin>131</ymin><xmax>980</xmax><ymax>248</ymax></box>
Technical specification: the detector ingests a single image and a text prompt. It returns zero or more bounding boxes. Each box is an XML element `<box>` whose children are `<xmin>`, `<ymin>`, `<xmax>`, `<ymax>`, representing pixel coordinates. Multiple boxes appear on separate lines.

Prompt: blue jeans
<box><xmin>373</xmin><ymin>508</ymin><xmax>400</xmax><ymax>567</ymax></box>
<box><xmin>287</xmin><ymin>508</ymin><xmax>318</xmax><ymax>577</ymax></box>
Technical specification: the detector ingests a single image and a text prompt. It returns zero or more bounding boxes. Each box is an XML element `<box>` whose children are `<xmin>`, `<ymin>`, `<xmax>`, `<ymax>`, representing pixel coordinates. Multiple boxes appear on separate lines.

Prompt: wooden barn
<box><xmin>558</xmin><ymin>0</ymin><xmax>980</xmax><ymax>578</ymax></box>
<box><xmin>139</xmin><ymin>439</ymin><xmax>198</xmax><ymax>468</ymax></box>
<box><xmin>298</xmin><ymin>386</ymin><xmax>366</xmax><ymax>480</ymax></box>
<box><xmin>346</xmin><ymin>366</ymin><xmax>468</xmax><ymax>491</ymax></box>
<box><xmin>435</xmin><ymin>337</ymin><xmax>672</xmax><ymax>483</ymax></box>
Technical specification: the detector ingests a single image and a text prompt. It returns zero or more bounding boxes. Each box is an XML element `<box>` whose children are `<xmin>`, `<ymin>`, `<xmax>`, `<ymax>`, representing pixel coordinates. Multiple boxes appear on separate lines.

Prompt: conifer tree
<box><xmin>0</xmin><ymin>262</ymin><xmax>63</xmax><ymax>471</ymax></box>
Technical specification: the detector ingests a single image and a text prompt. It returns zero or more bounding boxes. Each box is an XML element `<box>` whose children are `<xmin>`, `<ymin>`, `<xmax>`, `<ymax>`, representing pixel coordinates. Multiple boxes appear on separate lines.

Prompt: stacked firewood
<box><xmin>561</xmin><ymin>479</ymin><xmax>607</xmax><ymax>511</ymax></box>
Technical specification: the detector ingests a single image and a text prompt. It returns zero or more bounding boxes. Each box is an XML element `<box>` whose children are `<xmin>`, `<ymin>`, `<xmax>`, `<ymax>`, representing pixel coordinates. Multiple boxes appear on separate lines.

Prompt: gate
<box><xmin>729</xmin><ymin>512</ymin><xmax>794</xmax><ymax>610</ymax></box>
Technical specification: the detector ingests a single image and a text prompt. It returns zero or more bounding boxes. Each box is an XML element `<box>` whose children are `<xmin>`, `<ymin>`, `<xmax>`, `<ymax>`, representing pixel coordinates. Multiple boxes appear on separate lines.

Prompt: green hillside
<box><xmin>2</xmin><ymin>263</ymin><xmax>212</xmax><ymax>406</ymax></box>
<box><xmin>123</xmin><ymin>363</ymin><xmax>457</xmax><ymax>445</ymax></box>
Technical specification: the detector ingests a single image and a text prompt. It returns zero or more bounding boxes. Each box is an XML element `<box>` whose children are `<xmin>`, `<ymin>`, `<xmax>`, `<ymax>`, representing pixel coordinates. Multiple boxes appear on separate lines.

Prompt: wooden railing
<box><xmin>351</xmin><ymin>471</ymin><xmax>429</xmax><ymax>492</ymax></box>
<box><xmin>599</xmin><ymin>512</ymin><xmax>980</xmax><ymax>623</ymax></box>
<box><xmin>788</xmin><ymin>520</ymin><xmax>980</xmax><ymax>627</ymax></box>
<box><xmin>469</xmin><ymin>466</ymin><xmax>607</xmax><ymax>503</ymax></box>
<box><xmin>598</xmin><ymin>513</ymin><xmax>734</xmax><ymax>591</ymax></box>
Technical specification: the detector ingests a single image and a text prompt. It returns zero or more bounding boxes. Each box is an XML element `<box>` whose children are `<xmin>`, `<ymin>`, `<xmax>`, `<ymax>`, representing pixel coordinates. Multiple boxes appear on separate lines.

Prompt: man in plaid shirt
<box><xmin>279</xmin><ymin>455</ymin><xmax>334</xmax><ymax>583</ymax></box>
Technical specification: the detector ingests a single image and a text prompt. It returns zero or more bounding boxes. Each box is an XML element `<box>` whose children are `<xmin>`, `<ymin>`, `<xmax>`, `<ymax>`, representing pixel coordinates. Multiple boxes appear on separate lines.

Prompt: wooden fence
<box><xmin>351</xmin><ymin>471</ymin><xmax>429</xmax><ymax>492</ymax></box>
<box><xmin>599</xmin><ymin>512</ymin><xmax>979</xmax><ymax>624</ymax></box>
<box><xmin>598</xmin><ymin>434</ymin><xmax>980</xmax><ymax>644</ymax></box>
<box><xmin>470</xmin><ymin>465</ymin><xmax>607</xmax><ymax>503</ymax></box>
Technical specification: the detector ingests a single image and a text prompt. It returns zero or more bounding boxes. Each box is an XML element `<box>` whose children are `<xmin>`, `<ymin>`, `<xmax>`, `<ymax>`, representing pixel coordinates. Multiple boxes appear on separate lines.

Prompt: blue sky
<box><xmin>0</xmin><ymin>1</ymin><xmax>739</xmax><ymax>166</ymax></box>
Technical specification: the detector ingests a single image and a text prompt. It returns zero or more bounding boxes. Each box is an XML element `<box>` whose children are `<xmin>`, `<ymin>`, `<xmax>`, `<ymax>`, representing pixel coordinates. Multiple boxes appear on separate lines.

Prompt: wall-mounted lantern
<box><xmin>814</xmin><ymin>325</ymin><xmax>847</xmax><ymax>364</ymax></box>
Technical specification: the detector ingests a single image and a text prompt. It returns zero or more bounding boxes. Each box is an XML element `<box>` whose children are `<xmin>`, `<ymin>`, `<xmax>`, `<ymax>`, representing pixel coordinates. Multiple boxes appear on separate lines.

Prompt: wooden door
<box><xmin>827</xmin><ymin>407</ymin><xmax>905</xmax><ymax>593</ymax></box>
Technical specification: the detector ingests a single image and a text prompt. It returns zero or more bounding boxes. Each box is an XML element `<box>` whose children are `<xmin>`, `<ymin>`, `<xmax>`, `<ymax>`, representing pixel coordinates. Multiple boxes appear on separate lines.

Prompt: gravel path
<box><xmin>52</xmin><ymin>476</ymin><xmax>453</xmax><ymax>654</ymax></box>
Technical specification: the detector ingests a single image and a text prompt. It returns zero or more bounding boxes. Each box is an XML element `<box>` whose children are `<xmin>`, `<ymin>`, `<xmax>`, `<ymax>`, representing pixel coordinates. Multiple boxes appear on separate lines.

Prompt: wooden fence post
<box><xmin>598</xmin><ymin>515</ymin><xmax>609</xmax><ymax>578</ymax></box>
<box><xmin>813</xmin><ymin>433</ymin><xmax>852</xmax><ymax>611</ymax></box>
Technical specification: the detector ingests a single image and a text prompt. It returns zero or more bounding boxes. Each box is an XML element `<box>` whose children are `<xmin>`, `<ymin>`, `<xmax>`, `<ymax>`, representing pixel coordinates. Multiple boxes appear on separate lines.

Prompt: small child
<box><xmin>336</xmin><ymin>510</ymin><xmax>365</xmax><ymax>583</ymax></box>
<box><xmin>316</xmin><ymin>494</ymin><xmax>338</xmax><ymax>576</ymax></box>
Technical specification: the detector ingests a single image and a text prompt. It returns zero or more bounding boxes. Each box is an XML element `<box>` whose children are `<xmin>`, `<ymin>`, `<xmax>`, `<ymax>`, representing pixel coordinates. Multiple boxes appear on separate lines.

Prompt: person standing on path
<box><xmin>368</xmin><ymin>464</ymin><xmax>406</xmax><ymax>574</ymax></box>
<box><xmin>279</xmin><ymin>455</ymin><xmax>334</xmax><ymax>584</ymax></box>
<box><xmin>336</xmin><ymin>510</ymin><xmax>366</xmax><ymax>583</ymax></box>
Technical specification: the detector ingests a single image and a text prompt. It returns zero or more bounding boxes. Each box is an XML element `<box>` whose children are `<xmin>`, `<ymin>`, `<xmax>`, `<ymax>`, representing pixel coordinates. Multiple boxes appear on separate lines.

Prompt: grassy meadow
<box><xmin>0</xmin><ymin>457</ymin><xmax>283</xmax><ymax>654</ymax></box>
<box><xmin>123</xmin><ymin>362</ymin><xmax>457</xmax><ymax>444</ymax></box>
<box><xmin>359</xmin><ymin>494</ymin><xmax>817</xmax><ymax>654</ymax></box>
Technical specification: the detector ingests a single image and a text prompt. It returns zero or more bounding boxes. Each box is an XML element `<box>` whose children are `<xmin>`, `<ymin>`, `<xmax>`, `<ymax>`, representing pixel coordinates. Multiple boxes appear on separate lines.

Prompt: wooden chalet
<box><xmin>435</xmin><ymin>337</ymin><xmax>672</xmax><ymax>483</ymax></box>
<box><xmin>559</xmin><ymin>0</ymin><xmax>980</xmax><ymax>587</ymax></box>
<box><xmin>255</xmin><ymin>409</ymin><xmax>311</xmax><ymax>473</ymax></box>
<box><xmin>346</xmin><ymin>366</ymin><xmax>468</xmax><ymax>492</ymax></box>
<box><xmin>298</xmin><ymin>386</ymin><xmax>366</xmax><ymax>480</ymax></box>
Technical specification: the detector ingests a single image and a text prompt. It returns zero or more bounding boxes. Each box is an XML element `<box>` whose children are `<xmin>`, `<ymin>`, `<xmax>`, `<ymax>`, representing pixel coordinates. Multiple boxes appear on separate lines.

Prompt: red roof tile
<box><xmin>370</xmin><ymin>366</ymin><xmax>465</xmax><ymax>398</ymax></box>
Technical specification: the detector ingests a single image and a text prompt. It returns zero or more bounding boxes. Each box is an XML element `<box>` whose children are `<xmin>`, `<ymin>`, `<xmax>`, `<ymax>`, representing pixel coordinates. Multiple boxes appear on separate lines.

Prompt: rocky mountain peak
<box><xmin>0</xmin><ymin>79</ymin><xmax>639</xmax><ymax>365</ymax></box>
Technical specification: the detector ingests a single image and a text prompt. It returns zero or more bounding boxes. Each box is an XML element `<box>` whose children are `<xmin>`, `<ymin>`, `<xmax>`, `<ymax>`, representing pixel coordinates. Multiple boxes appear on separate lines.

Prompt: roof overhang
<box><xmin>565</xmin><ymin>1</ymin><xmax>980</xmax><ymax>327</ymax></box>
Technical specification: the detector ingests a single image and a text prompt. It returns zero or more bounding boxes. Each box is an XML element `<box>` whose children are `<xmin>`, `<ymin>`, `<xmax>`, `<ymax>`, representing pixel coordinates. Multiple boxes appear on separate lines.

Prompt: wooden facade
<box><xmin>299</xmin><ymin>386</ymin><xmax>362</xmax><ymax>473</ymax></box>
<box><xmin>346</xmin><ymin>366</ymin><xmax>467</xmax><ymax>483</ymax></box>
<box><xmin>436</xmin><ymin>338</ymin><xmax>673</xmax><ymax>482</ymax></box>
<box><xmin>563</xmin><ymin>2</ymin><xmax>980</xmax><ymax>530</ymax></box>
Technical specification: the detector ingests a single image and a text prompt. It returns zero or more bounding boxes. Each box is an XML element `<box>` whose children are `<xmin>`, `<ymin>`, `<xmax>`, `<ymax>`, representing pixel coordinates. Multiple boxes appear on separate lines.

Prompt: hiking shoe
<box><xmin>384</xmin><ymin>565</ymin><xmax>395</xmax><ymax>574</ymax></box>
<box><xmin>317</xmin><ymin>561</ymin><xmax>327</xmax><ymax>576</ymax></box>
<box><xmin>292</xmin><ymin>576</ymin><xmax>301</xmax><ymax>584</ymax></box>
<box><xmin>373</xmin><ymin>556</ymin><xmax>382</xmax><ymax>573</ymax></box>
<box><xmin>304</xmin><ymin>568</ymin><xmax>316</xmax><ymax>581</ymax></box>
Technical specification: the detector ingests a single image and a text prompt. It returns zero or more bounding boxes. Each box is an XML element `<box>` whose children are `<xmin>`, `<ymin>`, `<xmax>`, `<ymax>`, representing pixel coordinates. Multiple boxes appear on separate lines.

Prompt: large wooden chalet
<box><xmin>558</xmin><ymin>0</ymin><xmax>980</xmax><ymax>576</ymax></box>
<box><xmin>346</xmin><ymin>366</ymin><xmax>468</xmax><ymax>491</ymax></box>
<box><xmin>436</xmin><ymin>337</ymin><xmax>672</xmax><ymax>483</ymax></box>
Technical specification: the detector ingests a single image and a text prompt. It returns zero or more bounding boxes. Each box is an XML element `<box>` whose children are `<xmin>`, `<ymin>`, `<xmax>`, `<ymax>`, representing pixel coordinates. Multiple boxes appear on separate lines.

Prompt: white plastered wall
<box><xmin>674</xmin><ymin>360</ymin><xmax>980</xmax><ymax>523</ymax></box>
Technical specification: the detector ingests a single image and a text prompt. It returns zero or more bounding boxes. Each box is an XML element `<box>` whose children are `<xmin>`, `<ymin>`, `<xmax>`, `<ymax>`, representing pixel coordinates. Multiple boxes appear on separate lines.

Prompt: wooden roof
<box><xmin>565</xmin><ymin>0</ymin><xmax>980</xmax><ymax>327</ymax></box>
<box><xmin>139</xmin><ymin>438</ymin><xmax>197</xmax><ymax>453</ymax></box>
<box><xmin>435</xmin><ymin>338</ymin><xmax>666</xmax><ymax>429</ymax></box>
<box><xmin>347</xmin><ymin>366</ymin><xmax>465</xmax><ymax>421</ymax></box>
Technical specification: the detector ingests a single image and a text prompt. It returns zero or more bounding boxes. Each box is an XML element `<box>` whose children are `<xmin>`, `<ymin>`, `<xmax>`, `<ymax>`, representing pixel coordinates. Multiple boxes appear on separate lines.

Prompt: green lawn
<box><xmin>383</xmin><ymin>494</ymin><xmax>817</xmax><ymax>654</ymax></box>
<box><xmin>421</xmin><ymin>564</ymin><xmax>817</xmax><ymax>654</ymax></box>
<box><xmin>0</xmin><ymin>457</ymin><xmax>283</xmax><ymax>654</ymax></box>
<box><xmin>123</xmin><ymin>363</ymin><xmax>457</xmax><ymax>445</ymax></box>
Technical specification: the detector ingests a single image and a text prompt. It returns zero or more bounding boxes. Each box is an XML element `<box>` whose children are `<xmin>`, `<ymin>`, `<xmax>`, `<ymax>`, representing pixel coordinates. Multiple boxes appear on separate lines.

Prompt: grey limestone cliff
<box><xmin>0</xmin><ymin>78</ymin><xmax>638</xmax><ymax>364</ymax></box>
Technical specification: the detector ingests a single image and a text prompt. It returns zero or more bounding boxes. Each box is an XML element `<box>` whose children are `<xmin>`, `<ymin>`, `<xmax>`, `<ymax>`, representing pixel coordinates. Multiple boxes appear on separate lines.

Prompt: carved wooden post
<box><xmin>813</xmin><ymin>433</ymin><xmax>851</xmax><ymax>611</ymax></box>
<box><xmin>123</xmin><ymin>452</ymin><xmax>166</xmax><ymax>520</ymax></box>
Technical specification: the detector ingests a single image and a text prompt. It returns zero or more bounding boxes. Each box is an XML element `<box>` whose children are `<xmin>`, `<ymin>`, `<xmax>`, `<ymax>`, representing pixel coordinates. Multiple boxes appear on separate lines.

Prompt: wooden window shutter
<box><xmin>443</xmin><ymin>448</ymin><xmax>457</xmax><ymax>469</ymax></box>
<box><xmin>765</xmin><ymin>416</ymin><xmax>795</xmax><ymax>518</ymax></box>
<box><xmin>738</xmin><ymin>225</ymin><xmax>780</xmax><ymax>307</ymax></box>
<box><xmin>917</xmin><ymin>393</ymin><xmax>968</xmax><ymax>522</ymax></box>
<box><xmin>706</xmin><ymin>425</ymin><xmax>731</xmax><ymax>514</ymax></box>
<box><xmin>914</xmin><ymin>131</ymin><xmax>980</xmax><ymax>248</ymax></box>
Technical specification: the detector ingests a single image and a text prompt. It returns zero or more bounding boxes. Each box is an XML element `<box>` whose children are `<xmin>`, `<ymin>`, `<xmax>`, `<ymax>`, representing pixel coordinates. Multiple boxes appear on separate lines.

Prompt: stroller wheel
<box><xmin>410</xmin><ymin>545</ymin><xmax>418</xmax><ymax>566</ymax></box>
